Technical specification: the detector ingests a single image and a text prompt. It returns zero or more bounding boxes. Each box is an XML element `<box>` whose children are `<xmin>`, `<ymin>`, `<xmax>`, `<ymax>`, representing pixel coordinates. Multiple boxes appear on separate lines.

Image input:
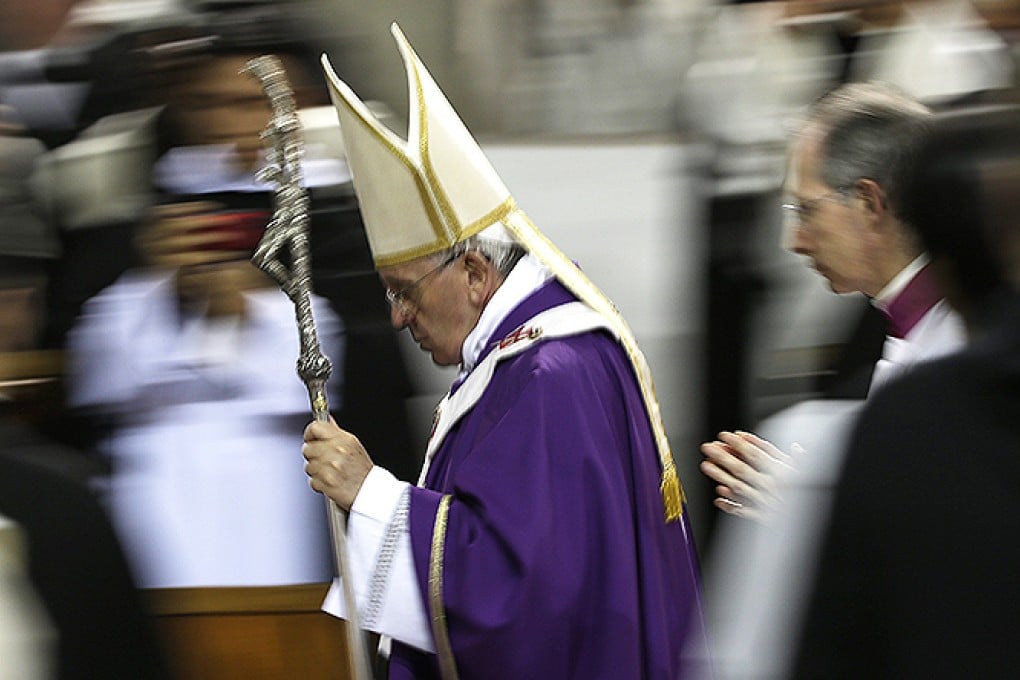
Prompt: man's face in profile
<box><xmin>784</xmin><ymin>133</ymin><xmax>872</xmax><ymax>296</ymax></box>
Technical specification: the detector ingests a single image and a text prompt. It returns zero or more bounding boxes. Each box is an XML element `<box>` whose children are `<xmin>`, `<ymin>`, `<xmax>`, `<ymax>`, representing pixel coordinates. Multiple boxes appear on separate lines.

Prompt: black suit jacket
<box><xmin>792</xmin><ymin>293</ymin><xmax>1020</xmax><ymax>678</ymax></box>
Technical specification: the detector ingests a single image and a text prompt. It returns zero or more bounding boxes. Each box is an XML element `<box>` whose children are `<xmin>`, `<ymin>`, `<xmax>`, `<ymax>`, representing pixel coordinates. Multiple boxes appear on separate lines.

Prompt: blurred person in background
<box><xmin>680</xmin><ymin>0</ymin><xmax>848</xmax><ymax>546</ymax></box>
<box><xmin>36</xmin><ymin>0</ymin><xmax>423</xmax><ymax>477</ymax></box>
<box><xmin>57</xmin><ymin>0</ymin><xmax>422</xmax><ymax>589</ymax></box>
<box><xmin>63</xmin><ymin>1</ymin><xmax>349</xmax><ymax>588</ymax></box>
<box><xmin>0</xmin><ymin>0</ymin><xmax>179</xmax><ymax>149</ymax></box>
<box><xmin>702</xmin><ymin>81</ymin><xmax>965</xmax><ymax>520</ymax></box>
<box><xmin>0</xmin><ymin>0</ymin><xmax>87</xmax><ymax>148</ymax></box>
<box><xmin>0</xmin><ymin>104</ymin><xmax>57</xmax><ymax>266</ymax></box>
<box><xmin>0</xmin><ymin>115</ymin><xmax>169</xmax><ymax>677</ymax></box>
<box><xmin>690</xmin><ymin>81</ymin><xmax>967</xmax><ymax>679</ymax></box>
<box><xmin>848</xmin><ymin>0</ymin><xmax>1015</xmax><ymax>106</ymax></box>
<box><xmin>775</xmin><ymin>0</ymin><xmax>1016</xmax><ymax>103</ymax></box>
<box><xmin>689</xmin><ymin>0</ymin><xmax>1015</xmax><ymax>521</ymax></box>
<box><xmin>301</xmin><ymin>24</ymin><xmax>711</xmax><ymax>679</ymax></box>
<box><xmin>0</xmin><ymin>393</ymin><xmax>171</xmax><ymax>679</ymax></box>
<box><xmin>793</xmin><ymin>97</ymin><xmax>1020</xmax><ymax>679</ymax></box>
<box><xmin>0</xmin><ymin>512</ymin><xmax>54</xmax><ymax>680</ymax></box>
<box><xmin>683</xmin><ymin>0</ymin><xmax>1016</xmax><ymax>546</ymax></box>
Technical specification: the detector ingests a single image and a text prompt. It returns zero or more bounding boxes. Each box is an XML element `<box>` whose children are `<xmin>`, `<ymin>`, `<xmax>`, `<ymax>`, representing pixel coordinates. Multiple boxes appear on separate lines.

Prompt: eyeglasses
<box><xmin>782</xmin><ymin>187</ymin><xmax>849</xmax><ymax>224</ymax></box>
<box><xmin>384</xmin><ymin>249</ymin><xmax>463</xmax><ymax>316</ymax></box>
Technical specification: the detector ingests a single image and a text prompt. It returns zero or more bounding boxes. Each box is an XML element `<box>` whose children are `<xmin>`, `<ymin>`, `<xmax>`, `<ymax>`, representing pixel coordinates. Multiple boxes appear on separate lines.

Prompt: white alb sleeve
<box><xmin>320</xmin><ymin>466</ymin><xmax>434</xmax><ymax>652</ymax></box>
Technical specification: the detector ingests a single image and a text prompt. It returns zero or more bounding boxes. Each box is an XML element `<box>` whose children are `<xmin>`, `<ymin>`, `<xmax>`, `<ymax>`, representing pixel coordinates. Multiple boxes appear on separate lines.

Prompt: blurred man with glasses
<box><xmin>702</xmin><ymin>82</ymin><xmax>966</xmax><ymax>520</ymax></box>
<box><xmin>693</xmin><ymin>82</ymin><xmax>967</xmax><ymax>679</ymax></box>
<box><xmin>793</xmin><ymin>98</ymin><xmax>1020</xmax><ymax>680</ymax></box>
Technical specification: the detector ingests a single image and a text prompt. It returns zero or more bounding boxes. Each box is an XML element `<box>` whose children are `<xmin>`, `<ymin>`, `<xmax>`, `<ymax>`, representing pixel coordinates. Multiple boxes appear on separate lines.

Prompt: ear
<box><xmin>462</xmin><ymin>250</ymin><xmax>494</xmax><ymax>304</ymax></box>
<box><xmin>854</xmin><ymin>178</ymin><xmax>887</xmax><ymax>220</ymax></box>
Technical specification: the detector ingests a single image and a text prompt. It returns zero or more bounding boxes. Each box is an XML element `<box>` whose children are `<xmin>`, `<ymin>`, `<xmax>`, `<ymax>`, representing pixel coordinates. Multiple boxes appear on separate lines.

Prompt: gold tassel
<box><xmin>660</xmin><ymin>461</ymin><xmax>685</xmax><ymax>523</ymax></box>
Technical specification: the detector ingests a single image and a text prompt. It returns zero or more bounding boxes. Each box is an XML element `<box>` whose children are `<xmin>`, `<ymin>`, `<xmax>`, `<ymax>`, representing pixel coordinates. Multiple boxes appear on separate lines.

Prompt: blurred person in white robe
<box><xmin>65</xmin><ymin>28</ymin><xmax>345</xmax><ymax>589</ymax></box>
<box><xmin>851</xmin><ymin>0</ymin><xmax>1015</xmax><ymax>106</ymax></box>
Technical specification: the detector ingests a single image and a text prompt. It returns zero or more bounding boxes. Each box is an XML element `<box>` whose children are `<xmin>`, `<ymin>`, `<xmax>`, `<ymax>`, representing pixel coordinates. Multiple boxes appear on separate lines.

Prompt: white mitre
<box><xmin>321</xmin><ymin>24</ymin><xmax>513</xmax><ymax>268</ymax></box>
<box><xmin>321</xmin><ymin>23</ymin><xmax>686</xmax><ymax>521</ymax></box>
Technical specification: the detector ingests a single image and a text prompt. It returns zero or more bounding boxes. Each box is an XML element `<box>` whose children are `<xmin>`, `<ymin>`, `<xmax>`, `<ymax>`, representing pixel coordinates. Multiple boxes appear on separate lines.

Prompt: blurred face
<box><xmin>168</xmin><ymin>53</ymin><xmax>273</xmax><ymax>170</ymax></box>
<box><xmin>174</xmin><ymin>260</ymin><xmax>270</xmax><ymax>318</ymax></box>
<box><xmin>784</xmin><ymin>134</ymin><xmax>874</xmax><ymax>295</ymax></box>
<box><xmin>380</xmin><ymin>252</ymin><xmax>481</xmax><ymax>367</ymax></box>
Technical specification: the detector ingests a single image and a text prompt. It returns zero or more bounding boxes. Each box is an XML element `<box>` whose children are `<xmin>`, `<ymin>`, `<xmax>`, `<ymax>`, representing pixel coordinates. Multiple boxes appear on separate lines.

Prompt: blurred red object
<box><xmin>196</xmin><ymin>210</ymin><xmax>270</xmax><ymax>252</ymax></box>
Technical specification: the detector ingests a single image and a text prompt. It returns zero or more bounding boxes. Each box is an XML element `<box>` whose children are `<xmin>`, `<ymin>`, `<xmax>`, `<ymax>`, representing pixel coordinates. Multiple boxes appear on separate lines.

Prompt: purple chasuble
<box><xmin>388</xmin><ymin>280</ymin><xmax>710</xmax><ymax>679</ymax></box>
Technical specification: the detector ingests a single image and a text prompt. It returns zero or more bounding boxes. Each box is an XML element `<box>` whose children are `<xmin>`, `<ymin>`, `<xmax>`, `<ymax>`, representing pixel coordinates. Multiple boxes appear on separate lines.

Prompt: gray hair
<box><xmin>426</xmin><ymin>232</ymin><xmax>526</xmax><ymax>279</ymax></box>
<box><xmin>462</xmin><ymin>234</ymin><xmax>526</xmax><ymax>277</ymax></box>
<box><xmin>805</xmin><ymin>82</ymin><xmax>932</xmax><ymax>224</ymax></box>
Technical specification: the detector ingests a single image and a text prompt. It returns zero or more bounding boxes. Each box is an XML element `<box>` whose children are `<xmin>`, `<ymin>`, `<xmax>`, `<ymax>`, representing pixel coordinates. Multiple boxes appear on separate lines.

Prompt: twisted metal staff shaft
<box><xmin>243</xmin><ymin>55</ymin><xmax>374</xmax><ymax>680</ymax></box>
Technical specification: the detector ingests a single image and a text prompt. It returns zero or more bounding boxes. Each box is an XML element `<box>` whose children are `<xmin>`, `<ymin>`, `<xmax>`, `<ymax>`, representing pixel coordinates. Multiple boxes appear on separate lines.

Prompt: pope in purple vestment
<box><xmin>304</xmin><ymin>22</ymin><xmax>711</xmax><ymax>679</ymax></box>
<box><xmin>387</xmin><ymin>280</ymin><xmax>709</xmax><ymax>679</ymax></box>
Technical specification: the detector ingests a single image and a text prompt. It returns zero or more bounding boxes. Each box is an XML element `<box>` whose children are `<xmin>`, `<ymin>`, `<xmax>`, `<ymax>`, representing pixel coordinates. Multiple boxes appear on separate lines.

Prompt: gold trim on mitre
<box><xmin>321</xmin><ymin>23</ymin><xmax>513</xmax><ymax>267</ymax></box>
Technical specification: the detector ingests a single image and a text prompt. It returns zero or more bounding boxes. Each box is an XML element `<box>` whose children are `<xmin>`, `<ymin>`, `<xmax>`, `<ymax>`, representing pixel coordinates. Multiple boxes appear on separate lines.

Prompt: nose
<box><xmin>783</xmin><ymin>219</ymin><xmax>811</xmax><ymax>255</ymax></box>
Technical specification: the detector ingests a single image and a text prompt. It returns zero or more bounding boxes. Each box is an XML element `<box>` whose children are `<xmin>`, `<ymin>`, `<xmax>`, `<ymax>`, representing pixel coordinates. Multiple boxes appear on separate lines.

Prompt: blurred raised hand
<box><xmin>700</xmin><ymin>430</ymin><xmax>799</xmax><ymax>523</ymax></box>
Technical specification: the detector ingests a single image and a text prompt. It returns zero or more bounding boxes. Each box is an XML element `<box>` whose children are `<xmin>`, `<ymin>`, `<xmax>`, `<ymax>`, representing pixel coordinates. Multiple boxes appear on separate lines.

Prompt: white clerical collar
<box><xmin>872</xmin><ymin>253</ymin><xmax>930</xmax><ymax>312</ymax></box>
<box><xmin>458</xmin><ymin>252</ymin><xmax>552</xmax><ymax>378</ymax></box>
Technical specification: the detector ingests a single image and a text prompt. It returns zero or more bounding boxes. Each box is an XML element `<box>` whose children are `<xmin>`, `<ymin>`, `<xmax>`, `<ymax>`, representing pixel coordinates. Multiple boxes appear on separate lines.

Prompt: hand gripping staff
<box><xmin>242</xmin><ymin>54</ymin><xmax>375</xmax><ymax>680</ymax></box>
